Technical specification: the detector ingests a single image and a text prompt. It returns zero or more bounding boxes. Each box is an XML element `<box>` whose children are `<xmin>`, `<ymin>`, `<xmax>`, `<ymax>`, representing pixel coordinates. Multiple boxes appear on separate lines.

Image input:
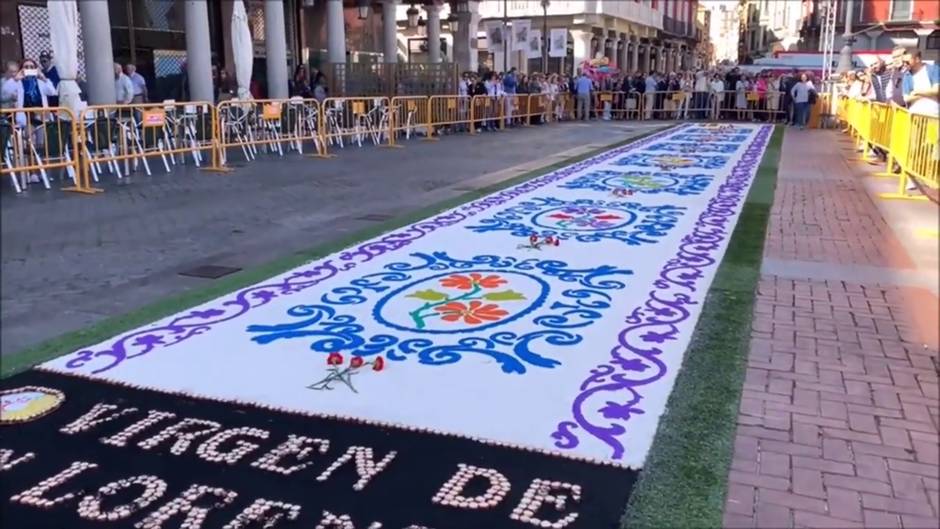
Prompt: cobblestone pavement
<box><xmin>723</xmin><ymin>129</ymin><xmax>940</xmax><ymax>528</ymax></box>
<box><xmin>0</xmin><ymin>121</ymin><xmax>667</xmax><ymax>356</ymax></box>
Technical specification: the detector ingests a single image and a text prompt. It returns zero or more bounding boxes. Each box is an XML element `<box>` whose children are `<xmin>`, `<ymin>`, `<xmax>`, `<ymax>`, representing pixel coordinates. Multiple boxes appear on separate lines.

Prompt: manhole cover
<box><xmin>179</xmin><ymin>265</ymin><xmax>242</xmax><ymax>279</ymax></box>
<box><xmin>355</xmin><ymin>214</ymin><xmax>394</xmax><ymax>222</ymax></box>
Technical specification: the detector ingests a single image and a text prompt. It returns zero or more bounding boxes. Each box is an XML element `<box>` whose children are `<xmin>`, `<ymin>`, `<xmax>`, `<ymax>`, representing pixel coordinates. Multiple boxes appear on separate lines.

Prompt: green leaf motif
<box><xmin>483</xmin><ymin>290</ymin><xmax>527</xmax><ymax>301</ymax></box>
<box><xmin>407</xmin><ymin>289</ymin><xmax>448</xmax><ymax>301</ymax></box>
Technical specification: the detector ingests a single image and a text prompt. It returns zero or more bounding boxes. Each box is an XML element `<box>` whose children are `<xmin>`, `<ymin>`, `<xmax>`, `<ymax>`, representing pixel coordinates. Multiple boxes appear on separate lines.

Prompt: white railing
<box><xmin>477</xmin><ymin>0</ymin><xmax>586</xmax><ymax>19</ymax></box>
<box><xmin>476</xmin><ymin>0</ymin><xmax>663</xmax><ymax>30</ymax></box>
<box><xmin>591</xmin><ymin>0</ymin><xmax>664</xmax><ymax>30</ymax></box>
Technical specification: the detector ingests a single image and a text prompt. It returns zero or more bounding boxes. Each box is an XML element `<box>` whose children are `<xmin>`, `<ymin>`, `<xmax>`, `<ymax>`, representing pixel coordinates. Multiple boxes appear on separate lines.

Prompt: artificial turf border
<box><xmin>1</xmin><ymin>125</ymin><xmax>674</xmax><ymax>378</ymax></box>
<box><xmin>622</xmin><ymin>125</ymin><xmax>784</xmax><ymax>529</ymax></box>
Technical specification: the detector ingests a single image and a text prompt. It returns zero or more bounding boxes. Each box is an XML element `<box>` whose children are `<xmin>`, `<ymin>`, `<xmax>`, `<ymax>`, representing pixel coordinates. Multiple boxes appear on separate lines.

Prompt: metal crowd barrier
<box><xmin>1</xmin><ymin>106</ymin><xmax>84</xmax><ymax>194</ymax></box>
<box><xmin>215</xmin><ymin>98</ymin><xmax>323</xmax><ymax>166</ymax></box>
<box><xmin>427</xmin><ymin>95</ymin><xmax>471</xmax><ymax>137</ymax></box>
<box><xmin>319</xmin><ymin>97</ymin><xmax>391</xmax><ymax>155</ymax></box>
<box><xmin>838</xmin><ymin>97</ymin><xmax>939</xmax><ymax>200</ymax></box>
<box><xmin>11</xmin><ymin>91</ymin><xmax>899</xmax><ymax>197</ymax></box>
<box><xmin>79</xmin><ymin>101</ymin><xmax>216</xmax><ymax>187</ymax></box>
<box><xmin>390</xmin><ymin>96</ymin><xmax>430</xmax><ymax>141</ymax></box>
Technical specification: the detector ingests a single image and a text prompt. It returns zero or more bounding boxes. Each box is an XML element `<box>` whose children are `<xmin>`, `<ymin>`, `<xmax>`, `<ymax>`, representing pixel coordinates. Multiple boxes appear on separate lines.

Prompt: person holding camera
<box><xmin>13</xmin><ymin>58</ymin><xmax>58</xmax><ymax>112</ymax></box>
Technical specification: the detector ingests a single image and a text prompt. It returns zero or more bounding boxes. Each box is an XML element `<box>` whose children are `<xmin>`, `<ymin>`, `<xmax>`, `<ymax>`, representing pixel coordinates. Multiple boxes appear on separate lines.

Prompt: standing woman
<box><xmin>766</xmin><ymin>73</ymin><xmax>781</xmax><ymax>121</ymax></box>
<box><xmin>754</xmin><ymin>74</ymin><xmax>768</xmax><ymax>121</ymax></box>
<box><xmin>290</xmin><ymin>65</ymin><xmax>312</xmax><ymax>98</ymax></box>
<box><xmin>709</xmin><ymin>73</ymin><xmax>725</xmax><ymax>120</ymax></box>
<box><xmin>677</xmin><ymin>71</ymin><xmax>693</xmax><ymax>119</ymax></box>
<box><xmin>735</xmin><ymin>74</ymin><xmax>748</xmax><ymax>121</ymax></box>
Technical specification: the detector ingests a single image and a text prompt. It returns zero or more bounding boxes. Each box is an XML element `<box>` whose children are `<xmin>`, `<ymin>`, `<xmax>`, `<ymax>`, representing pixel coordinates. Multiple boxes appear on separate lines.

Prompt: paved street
<box><xmin>723</xmin><ymin>129</ymin><xmax>940</xmax><ymax>528</ymax></box>
<box><xmin>0</xmin><ymin>121</ymin><xmax>667</xmax><ymax>356</ymax></box>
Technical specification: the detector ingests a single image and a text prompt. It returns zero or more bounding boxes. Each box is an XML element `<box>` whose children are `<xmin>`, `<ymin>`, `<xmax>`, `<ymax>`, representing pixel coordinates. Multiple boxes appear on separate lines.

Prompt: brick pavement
<box><xmin>723</xmin><ymin>129</ymin><xmax>939</xmax><ymax>528</ymax></box>
<box><xmin>0</xmin><ymin>122</ymin><xmax>666</xmax><ymax>355</ymax></box>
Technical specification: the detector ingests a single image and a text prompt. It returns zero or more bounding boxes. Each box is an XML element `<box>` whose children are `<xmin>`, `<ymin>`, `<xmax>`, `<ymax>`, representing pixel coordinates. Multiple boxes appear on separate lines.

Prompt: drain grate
<box><xmin>355</xmin><ymin>213</ymin><xmax>394</xmax><ymax>222</ymax></box>
<box><xmin>179</xmin><ymin>265</ymin><xmax>242</xmax><ymax>279</ymax></box>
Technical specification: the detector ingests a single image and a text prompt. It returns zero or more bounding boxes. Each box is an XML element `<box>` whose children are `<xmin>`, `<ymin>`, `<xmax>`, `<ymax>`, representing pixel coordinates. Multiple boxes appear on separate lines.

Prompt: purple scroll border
<box><xmin>59</xmin><ymin>124</ymin><xmax>698</xmax><ymax>374</ymax></box>
<box><xmin>551</xmin><ymin>125</ymin><xmax>773</xmax><ymax>461</ymax></box>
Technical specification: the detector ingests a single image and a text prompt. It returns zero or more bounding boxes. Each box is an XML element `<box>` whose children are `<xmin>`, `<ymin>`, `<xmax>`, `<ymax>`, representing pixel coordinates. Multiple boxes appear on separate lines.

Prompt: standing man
<box><xmin>575</xmin><ymin>69</ymin><xmax>593</xmax><ymax>121</ymax></box>
<box><xmin>38</xmin><ymin>51</ymin><xmax>59</xmax><ymax>106</ymax></box>
<box><xmin>643</xmin><ymin>71</ymin><xmax>657</xmax><ymax>119</ymax></box>
<box><xmin>126</xmin><ymin>64</ymin><xmax>148</xmax><ymax>103</ymax></box>
<box><xmin>502</xmin><ymin>67</ymin><xmax>518</xmax><ymax>126</ymax></box>
<box><xmin>902</xmin><ymin>49</ymin><xmax>939</xmax><ymax>118</ymax></box>
<box><xmin>114</xmin><ymin>62</ymin><xmax>134</xmax><ymax>105</ymax></box>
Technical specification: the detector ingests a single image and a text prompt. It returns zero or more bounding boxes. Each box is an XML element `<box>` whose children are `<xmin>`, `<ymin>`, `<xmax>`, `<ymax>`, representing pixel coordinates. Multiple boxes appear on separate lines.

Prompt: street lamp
<box><xmin>406</xmin><ymin>3</ymin><xmax>420</xmax><ymax>28</ymax></box>
<box><xmin>448</xmin><ymin>12</ymin><xmax>460</xmax><ymax>33</ymax></box>
<box><xmin>357</xmin><ymin>0</ymin><xmax>371</xmax><ymax>20</ymax></box>
<box><xmin>541</xmin><ymin>0</ymin><xmax>550</xmax><ymax>73</ymax></box>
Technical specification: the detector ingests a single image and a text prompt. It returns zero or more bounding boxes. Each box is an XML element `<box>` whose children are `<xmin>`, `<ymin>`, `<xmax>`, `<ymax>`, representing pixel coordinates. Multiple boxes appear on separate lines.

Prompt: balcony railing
<box><xmin>476</xmin><ymin>0</ymin><xmax>663</xmax><ymax>30</ymax></box>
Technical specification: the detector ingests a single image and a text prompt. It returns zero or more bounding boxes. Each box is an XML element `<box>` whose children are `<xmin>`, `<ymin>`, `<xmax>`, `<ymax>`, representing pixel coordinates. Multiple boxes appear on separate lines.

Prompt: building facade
<box><xmin>0</xmin><ymin>0</ymin><xmax>713</xmax><ymax>104</ymax></box>
<box><xmin>738</xmin><ymin>0</ymin><xmax>813</xmax><ymax>63</ymax></box>
<box><xmin>464</xmin><ymin>0</ymin><xmax>707</xmax><ymax>76</ymax></box>
<box><xmin>708</xmin><ymin>0</ymin><xmax>741</xmax><ymax>64</ymax></box>
<box><xmin>801</xmin><ymin>0</ymin><xmax>940</xmax><ymax>61</ymax></box>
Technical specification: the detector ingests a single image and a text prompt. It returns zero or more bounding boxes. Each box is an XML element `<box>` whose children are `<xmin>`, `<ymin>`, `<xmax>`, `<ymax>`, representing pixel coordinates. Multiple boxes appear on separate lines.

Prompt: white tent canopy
<box><xmin>231</xmin><ymin>0</ymin><xmax>253</xmax><ymax>100</ymax></box>
<box><xmin>48</xmin><ymin>0</ymin><xmax>81</xmax><ymax>119</ymax></box>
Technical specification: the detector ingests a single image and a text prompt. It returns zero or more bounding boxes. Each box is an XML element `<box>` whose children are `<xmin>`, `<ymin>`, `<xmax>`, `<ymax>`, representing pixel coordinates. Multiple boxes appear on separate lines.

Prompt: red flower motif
<box><xmin>435</xmin><ymin>301</ymin><xmax>509</xmax><ymax>325</ymax></box>
<box><xmin>554</xmin><ymin>238</ymin><xmax>560</xmax><ymax>246</ymax></box>
<box><xmin>529</xmin><ymin>234</ymin><xmax>538</xmax><ymax>243</ymax></box>
<box><xmin>350</xmin><ymin>356</ymin><xmax>364</xmax><ymax>368</ymax></box>
<box><xmin>544</xmin><ymin>236</ymin><xmax>554</xmax><ymax>245</ymax></box>
<box><xmin>327</xmin><ymin>352</ymin><xmax>343</xmax><ymax>366</ymax></box>
<box><xmin>439</xmin><ymin>273</ymin><xmax>507</xmax><ymax>291</ymax></box>
<box><xmin>372</xmin><ymin>357</ymin><xmax>385</xmax><ymax>372</ymax></box>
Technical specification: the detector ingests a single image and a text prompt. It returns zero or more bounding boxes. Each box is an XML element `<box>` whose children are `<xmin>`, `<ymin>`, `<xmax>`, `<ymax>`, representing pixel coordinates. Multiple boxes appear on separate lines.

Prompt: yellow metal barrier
<box><xmin>0</xmin><ymin>106</ymin><xmax>85</xmax><ymax>194</ymax></box>
<box><xmin>470</xmin><ymin>95</ymin><xmax>501</xmax><ymax>133</ymax></box>
<box><xmin>319</xmin><ymin>97</ymin><xmax>391</xmax><ymax>154</ymax></box>
<box><xmin>389</xmin><ymin>96</ymin><xmax>430</xmax><ymax>141</ymax></box>
<box><xmin>79</xmin><ymin>101</ymin><xmax>217</xmax><ymax>186</ymax></box>
<box><xmin>427</xmin><ymin>95</ymin><xmax>471</xmax><ymax>137</ymax></box>
<box><xmin>832</xmin><ymin>96</ymin><xmax>938</xmax><ymax>201</ymax></box>
<box><xmin>215</xmin><ymin>98</ymin><xmax>323</xmax><ymax>165</ymax></box>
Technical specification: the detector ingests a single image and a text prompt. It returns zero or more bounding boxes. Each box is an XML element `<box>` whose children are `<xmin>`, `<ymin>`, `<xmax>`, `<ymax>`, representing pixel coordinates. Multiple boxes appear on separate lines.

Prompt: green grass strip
<box><xmin>622</xmin><ymin>125</ymin><xmax>784</xmax><ymax>529</ymax></box>
<box><xmin>2</xmin><ymin>126</ymin><xmax>673</xmax><ymax>378</ymax></box>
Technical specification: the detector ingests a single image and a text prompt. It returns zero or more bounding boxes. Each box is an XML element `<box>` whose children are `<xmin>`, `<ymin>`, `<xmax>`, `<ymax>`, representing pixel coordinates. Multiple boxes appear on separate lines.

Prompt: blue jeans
<box><xmin>794</xmin><ymin>102</ymin><xmax>809</xmax><ymax>127</ymax></box>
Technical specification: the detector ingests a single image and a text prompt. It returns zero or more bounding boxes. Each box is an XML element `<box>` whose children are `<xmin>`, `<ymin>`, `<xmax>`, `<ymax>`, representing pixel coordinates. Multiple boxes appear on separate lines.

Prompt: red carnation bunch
<box><xmin>309</xmin><ymin>352</ymin><xmax>386</xmax><ymax>393</ymax></box>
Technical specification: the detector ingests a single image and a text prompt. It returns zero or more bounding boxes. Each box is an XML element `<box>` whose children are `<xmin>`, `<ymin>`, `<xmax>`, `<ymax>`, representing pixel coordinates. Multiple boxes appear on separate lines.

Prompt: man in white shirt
<box><xmin>114</xmin><ymin>63</ymin><xmax>133</xmax><ymax>105</ymax></box>
<box><xmin>643</xmin><ymin>73</ymin><xmax>658</xmax><ymax>119</ymax></box>
<box><xmin>125</xmin><ymin>64</ymin><xmax>148</xmax><ymax>103</ymax></box>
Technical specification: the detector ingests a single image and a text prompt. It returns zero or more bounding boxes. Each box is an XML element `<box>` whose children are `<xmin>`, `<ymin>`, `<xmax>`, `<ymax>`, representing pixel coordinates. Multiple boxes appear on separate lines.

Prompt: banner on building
<box><xmin>513</xmin><ymin>19</ymin><xmax>531</xmax><ymax>51</ymax></box>
<box><xmin>528</xmin><ymin>29</ymin><xmax>542</xmax><ymax>59</ymax></box>
<box><xmin>549</xmin><ymin>28</ymin><xmax>568</xmax><ymax>58</ymax></box>
<box><xmin>484</xmin><ymin>20</ymin><xmax>505</xmax><ymax>51</ymax></box>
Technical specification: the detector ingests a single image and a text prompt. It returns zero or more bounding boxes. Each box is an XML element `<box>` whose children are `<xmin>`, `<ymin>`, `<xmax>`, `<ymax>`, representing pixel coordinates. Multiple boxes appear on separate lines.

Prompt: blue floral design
<box><xmin>559</xmin><ymin>170</ymin><xmax>714</xmax><ymax>196</ymax></box>
<box><xmin>645</xmin><ymin>142</ymin><xmax>739</xmax><ymax>154</ymax></box>
<box><xmin>612</xmin><ymin>153</ymin><xmax>729</xmax><ymax>170</ymax></box>
<box><xmin>671</xmin><ymin>133</ymin><xmax>751</xmax><ymax>143</ymax></box>
<box><xmin>465</xmin><ymin>197</ymin><xmax>685</xmax><ymax>245</ymax></box>
<box><xmin>246</xmin><ymin>252</ymin><xmax>633</xmax><ymax>374</ymax></box>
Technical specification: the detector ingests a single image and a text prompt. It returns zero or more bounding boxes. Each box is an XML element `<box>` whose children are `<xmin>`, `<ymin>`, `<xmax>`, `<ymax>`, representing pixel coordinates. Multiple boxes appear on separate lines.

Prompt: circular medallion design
<box><xmin>652</xmin><ymin>155</ymin><xmax>697</xmax><ymax>168</ymax></box>
<box><xmin>531</xmin><ymin>206</ymin><xmax>637</xmax><ymax>232</ymax></box>
<box><xmin>373</xmin><ymin>270</ymin><xmax>548</xmax><ymax>334</ymax></box>
<box><xmin>601</xmin><ymin>173</ymin><xmax>678</xmax><ymax>192</ymax></box>
<box><xmin>1</xmin><ymin>386</ymin><xmax>65</xmax><ymax>425</ymax></box>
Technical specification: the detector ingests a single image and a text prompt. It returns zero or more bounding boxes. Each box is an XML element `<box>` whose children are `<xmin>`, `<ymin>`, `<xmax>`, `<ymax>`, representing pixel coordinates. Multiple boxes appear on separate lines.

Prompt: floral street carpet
<box><xmin>1</xmin><ymin>123</ymin><xmax>772</xmax><ymax>529</ymax></box>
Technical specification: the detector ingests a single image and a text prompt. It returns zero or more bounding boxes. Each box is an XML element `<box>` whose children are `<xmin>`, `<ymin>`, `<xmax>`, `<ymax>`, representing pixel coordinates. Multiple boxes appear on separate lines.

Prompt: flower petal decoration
<box><xmin>350</xmin><ymin>356</ymin><xmax>364</xmax><ymax>368</ymax></box>
<box><xmin>326</xmin><ymin>352</ymin><xmax>343</xmax><ymax>366</ymax></box>
<box><xmin>372</xmin><ymin>357</ymin><xmax>385</xmax><ymax>372</ymax></box>
<box><xmin>438</xmin><ymin>273</ymin><xmax>507</xmax><ymax>291</ymax></box>
<box><xmin>435</xmin><ymin>301</ymin><xmax>509</xmax><ymax>325</ymax></box>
